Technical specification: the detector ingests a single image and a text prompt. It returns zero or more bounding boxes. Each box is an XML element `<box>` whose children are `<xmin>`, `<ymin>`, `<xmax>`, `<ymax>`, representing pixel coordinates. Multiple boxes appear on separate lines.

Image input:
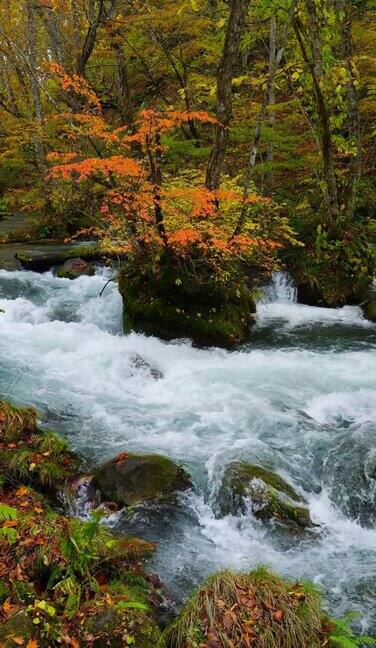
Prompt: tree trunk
<box><xmin>336</xmin><ymin>0</ymin><xmax>361</xmax><ymax>215</ymax></box>
<box><xmin>205</xmin><ymin>0</ymin><xmax>250</xmax><ymax>191</ymax></box>
<box><xmin>294</xmin><ymin>2</ymin><xmax>340</xmax><ymax>233</ymax></box>
<box><xmin>233</xmin><ymin>0</ymin><xmax>296</xmax><ymax>237</ymax></box>
<box><xmin>25</xmin><ymin>0</ymin><xmax>45</xmax><ymax>174</ymax></box>
<box><xmin>266</xmin><ymin>16</ymin><xmax>277</xmax><ymax>194</ymax></box>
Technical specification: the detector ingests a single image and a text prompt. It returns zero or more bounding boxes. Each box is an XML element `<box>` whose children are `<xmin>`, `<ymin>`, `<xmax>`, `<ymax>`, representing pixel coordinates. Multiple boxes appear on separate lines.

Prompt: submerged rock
<box><xmin>322</xmin><ymin>437</ymin><xmax>376</xmax><ymax>527</ymax></box>
<box><xmin>55</xmin><ymin>257</ymin><xmax>95</xmax><ymax>279</ymax></box>
<box><xmin>219</xmin><ymin>462</ymin><xmax>312</xmax><ymax>528</ymax></box>
<box><xmin>93</xmin><ymin>452</ymin><xmax>192</xmax><ymax>507</ymax></box>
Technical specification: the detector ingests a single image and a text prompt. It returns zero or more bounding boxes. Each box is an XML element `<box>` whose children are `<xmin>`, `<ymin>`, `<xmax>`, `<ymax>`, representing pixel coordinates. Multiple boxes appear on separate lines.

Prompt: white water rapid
<box><xmin>1</xmin><ymin>268</ymin><xmax>376</xmax><ymax>629</ymax></box>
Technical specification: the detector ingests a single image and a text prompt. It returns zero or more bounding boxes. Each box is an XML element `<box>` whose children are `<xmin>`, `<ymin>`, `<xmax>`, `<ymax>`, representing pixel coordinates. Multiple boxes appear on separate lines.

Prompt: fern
<box><xmin>330</xmin><ymin>612</ymin><xmax>376</xmax><ymax>648</ymax></box>
<box><xmin>0</xmin><ymin>503</ymin><xmax>17</xmax><ymax>521</ymax></box>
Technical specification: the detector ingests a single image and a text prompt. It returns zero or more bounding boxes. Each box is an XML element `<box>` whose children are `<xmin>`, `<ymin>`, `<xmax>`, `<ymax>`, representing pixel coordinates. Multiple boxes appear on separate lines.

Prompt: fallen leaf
<box><xmin>13</xmin><ymin>639</ymin><xmax>25</xmax><ymax>646</ymax></box>
<box><xmin>33</xmin><ymin>507</ymin><xmax>44</xmax><ymax>514</ymax></box>
<box><xmin>3</xmin><ymin>519</ymin><xmax>19</xmax><ymax>528</ymax></box>
<box><xmin>26</xmin><ymin>640</ymin><xmax>38</xmax><ymax>648</ymax></box>
<box><xmin>16</xmin><ymin>487</ymin><xmax>29</xmax><ymax>497</ymax></box>
<box><xmin>70</xmin><ymin>639</ymin><xmax>80</xmax><ymax>648</ymax></box>
<box><xmin>273</xmin><ymin>609</ymin><xmax>284</xmax><ymax>622</ymax></box>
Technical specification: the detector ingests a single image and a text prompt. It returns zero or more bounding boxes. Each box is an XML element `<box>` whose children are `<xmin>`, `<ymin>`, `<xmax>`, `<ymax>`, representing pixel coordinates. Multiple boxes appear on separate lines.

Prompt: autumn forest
<box><xmin>0</xmin><ymin>0</ymin><xmax>376</xmax><ymax>647</ymax></box>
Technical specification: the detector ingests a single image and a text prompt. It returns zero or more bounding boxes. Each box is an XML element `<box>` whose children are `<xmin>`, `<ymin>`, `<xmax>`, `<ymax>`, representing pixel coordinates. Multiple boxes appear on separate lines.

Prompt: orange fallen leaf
<box><xmin>3</xmin><ymin>520</ymin><xmax>19</xmax><ymax>528</ymax></box>
<box><xmin>33</xmin><ymin>507</ymin><xmax>44</xmax><ymax>514</ymax></box>
<box><xmin>26</xmin><ymin>641</ymin><xmax>38</xmax><ymax>648</ymax></box>
<box><xmin>3</xmin><ymin>599</ymin><xmax>12</xmax><ymax>612</ymax></box>
<box><xmin>70</xmin><ymin>639</ymin><xmax>80</xmax><ymax>648</ymax></box>
<box><xmin>16</xmin><ymin>487</ymin><xmax>29</xmax><ymax>497</ymax></box>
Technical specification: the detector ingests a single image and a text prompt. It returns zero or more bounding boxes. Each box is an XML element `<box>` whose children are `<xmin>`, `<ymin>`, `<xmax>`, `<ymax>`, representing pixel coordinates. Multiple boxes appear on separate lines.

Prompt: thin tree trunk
<box><xmin>233</xmin><ymin>0</ymin><xmax>296</xmax><ymax>237</ymax></box>
<box><xmin>336</xmin><ymin>0</ymin><xmax>360</xmax><ymax>215</ymax></box>
<box><xmin>205</xmin><ymin>0</ymin><xmax>250</xmax><ymax>191</ymax></box>
<box><xmin>25</xmin><ymin>0</ymin><xmax>45</xmax><ymax>174</ymax></box>
<box><xmin>266</xmin><ymin>16</ymin><xmax>277</xmax><ymax>193</ymax></box>
<box><xmin>293</xmin><ymin>4</ymin><xmax>340</xmax><ymax>234</ymax></box>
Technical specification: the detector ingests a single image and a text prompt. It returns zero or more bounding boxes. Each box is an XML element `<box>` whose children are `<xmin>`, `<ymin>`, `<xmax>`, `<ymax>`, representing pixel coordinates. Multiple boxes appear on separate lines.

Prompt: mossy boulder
<box><xmin>219</xmin><ymin>462</ymin><xmax>312</xmax><ymax>528</ymax></box>
<box><xmin>93</xmin><ymin>452</ymin><xmax>191</xmax><ymax>507</ymax></box>
<box><xmin>362</xmin><ymin>296</ymin><xmax>376</xmax><ymax>322</ymax></box>
<box><xmin>0</xmin><ymin>611</ymin><xmax>35</xmax><ymax>646</ymax></box>
<box><xmin>118</xmin><ymin>261</ymin><xmax>256</xmax><ymax>348</ymax></box>
<box><xmin>83</xmin><ymin>599</ymin><xmax>165</xmax><ymax>648</ymax></box>
<box><xmin>165</xmin><ymin>568</ymin><xmax>330</xmax><ymax>648</ymax></box>
<box><xmin>55</xmin><ymin>257</ymin><xmax>95</xmax><ymax>279</ymax></box>
<box><xmin>15</xmin><ymin>243</ymin><xmax>101</xmax><ymax>272</ymax></box>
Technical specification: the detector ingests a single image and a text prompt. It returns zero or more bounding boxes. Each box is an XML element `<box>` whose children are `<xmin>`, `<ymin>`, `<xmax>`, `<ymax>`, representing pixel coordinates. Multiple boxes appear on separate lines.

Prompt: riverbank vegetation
<box><xmin>0</xmin><ymin>0</ymin><xmax>375</xmax><ymax>343</ymax></box>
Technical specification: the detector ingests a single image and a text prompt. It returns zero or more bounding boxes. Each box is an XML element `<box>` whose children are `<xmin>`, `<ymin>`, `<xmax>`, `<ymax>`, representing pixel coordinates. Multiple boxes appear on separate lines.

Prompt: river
<box><xmin>0</xmin><ymin>267</ymin><xmax>375</xmax><ymax>630</ymax></box>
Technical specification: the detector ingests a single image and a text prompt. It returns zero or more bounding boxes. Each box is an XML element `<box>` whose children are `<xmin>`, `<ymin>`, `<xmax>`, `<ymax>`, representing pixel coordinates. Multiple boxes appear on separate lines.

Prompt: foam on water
<box><xmin>0</xmin><ymin>268</ymin><xmax>376</xmax><ymax>626</ymax></box>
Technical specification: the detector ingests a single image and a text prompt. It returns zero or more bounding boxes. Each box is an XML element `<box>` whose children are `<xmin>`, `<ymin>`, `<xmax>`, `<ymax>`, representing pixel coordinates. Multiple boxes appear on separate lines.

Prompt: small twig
<box><xmin>99</xmin><ymin>278</ymin><xmax>115</xmax><ymax>297</ymax></box>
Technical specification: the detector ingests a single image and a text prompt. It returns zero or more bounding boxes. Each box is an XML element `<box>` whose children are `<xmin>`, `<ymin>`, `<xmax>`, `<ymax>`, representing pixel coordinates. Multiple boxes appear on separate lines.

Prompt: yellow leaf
<box><xmin>13</xmin><ymin>638</ymin><xmax>25</xmax><ymax>646</ymax></box>
<box><xmin>33</xmin><ymin>507</ymin><xmax>44</xmax><ymax>514</ymax></box>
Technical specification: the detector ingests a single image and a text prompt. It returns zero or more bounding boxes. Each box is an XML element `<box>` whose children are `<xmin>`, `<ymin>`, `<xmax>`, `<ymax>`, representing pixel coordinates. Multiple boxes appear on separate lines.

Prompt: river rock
<box><xmin>93</xmin><ymin>452</ymin><xmax>192</xmax><ymax>507</ymax></box>
<box><xmin>219</xmin><ymin>462</ymin><xmax>312</xmax><ymax>528</ymax></box>
<box><xmin>56</xmin><ymin>257</ymin><xmax>95</xmax><ymax>279</ymax></box>
<box><xmin>362</xmin><ymin>296</ymin><xmax>376</xmax><ymax>322</ymax></box>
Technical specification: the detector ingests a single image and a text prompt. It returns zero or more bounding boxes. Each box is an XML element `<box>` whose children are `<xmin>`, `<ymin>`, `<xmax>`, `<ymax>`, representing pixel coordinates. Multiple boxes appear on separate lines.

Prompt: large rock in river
<box><xmin>93</xmin><ymin>452</ymin><xmax>191</xmax><ymax>507</ymax></box>
<box><xmin>219</xmin><ymin>462</ymin><xmax>312</xmax><ymax>528</ymax></box>
<box><xmin>362</xmin><ymin>296</ymin><xmax>376</xmax><ymax>322</ymax></box>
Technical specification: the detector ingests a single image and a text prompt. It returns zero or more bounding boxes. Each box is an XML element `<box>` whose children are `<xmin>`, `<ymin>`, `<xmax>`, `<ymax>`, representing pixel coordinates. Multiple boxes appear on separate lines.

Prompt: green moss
<box><xmin>83</xmin><ymin>599</ymin><xmax>165</xmax><ymax>648</ymax></box>
<box><xmin>220</xmin><ymin>462</ymin><xmax>312</xmax><ymax>529</ymax></box>
<box><xmin>93</xmin><ymin>452</ymin><xmax>191</xmax><ymax>507</ymax></box>
<box><xmin>0</xmin><ymin>611</ymin><xmax>35</xmax><ymax>646</ymax></box>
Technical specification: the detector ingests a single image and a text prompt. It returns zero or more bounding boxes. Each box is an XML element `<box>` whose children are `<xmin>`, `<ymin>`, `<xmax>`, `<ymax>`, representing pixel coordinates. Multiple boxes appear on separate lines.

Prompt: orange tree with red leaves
<box><xmin>48</xmin><ymin>66</ymin><xmax>296</xmax><ymax>346</ymax></box>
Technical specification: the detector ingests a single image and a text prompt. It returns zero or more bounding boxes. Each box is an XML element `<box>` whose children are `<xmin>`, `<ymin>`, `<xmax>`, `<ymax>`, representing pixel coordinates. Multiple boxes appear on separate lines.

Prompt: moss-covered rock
<box><xmin>55</xmin><ymin>257</ymin><xmax>95</xmax><ymax>279</ymax></box>
<box><xmin>219</xmin><ymin>462</ymin><xmax>312</xmax><ymax>528</ymax></box>
<box><xmin>118</xmin><ymin>260</ymin><xmax>256</xmax><ymax>348</ymax></box>
<box><xmin>93</xmin><ymin>452</ymin><xmax>191</xmax><ymax>507</ymax></box>
<box><xmin>15</xmin><ymin>243</ymin><xmax>101</xmax><ymax>272</ymax></box>
<box><xmin>83</xmin><ymin>598</ymin><xmax>165</xmax><ymax>648</ymax></box>
<box><xmin>0</xmin><ymin>611</ymin><xmax>35</xmax><ymax>646</ymax></box>
<box><xmin>165</xmin><ymin>568</ymin><xmax>330</xmax><ymax>648</ymax></box>
<box><xmin>362</xmin><ymin>296</ymin><xmax>376</xmax><ymax>322</ymax></box>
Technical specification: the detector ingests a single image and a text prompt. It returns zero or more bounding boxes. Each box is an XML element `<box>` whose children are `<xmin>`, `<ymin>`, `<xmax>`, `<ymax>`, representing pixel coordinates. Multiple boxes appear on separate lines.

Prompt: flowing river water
<box><xmin>0</xmin><ymin>267</ymin><xmax>376</xmax><ymax>630</ymax></box>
